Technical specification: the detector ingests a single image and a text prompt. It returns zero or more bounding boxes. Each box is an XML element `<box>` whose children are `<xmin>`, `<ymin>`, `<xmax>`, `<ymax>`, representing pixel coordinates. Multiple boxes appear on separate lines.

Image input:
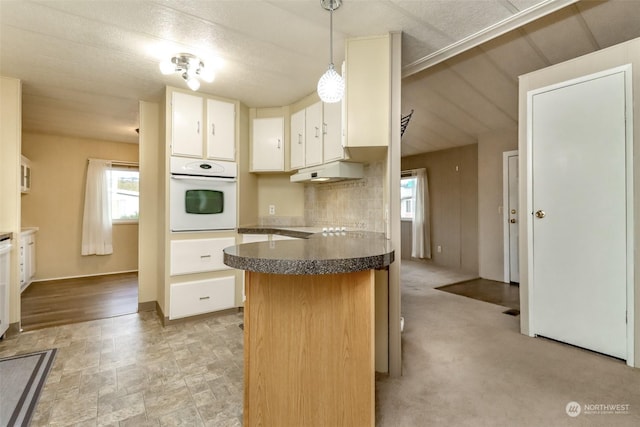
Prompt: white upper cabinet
<box><xmin>344</xmin><ymin>35</ymin><xmax>390</xmax><ymax>149</ymax></box>
<box><xmin>206</xmin><ymin>98</ymin><xmax>235</xmax><ymax>161</ymax></box>
<box><xmin>305</xmin><ymin>101</ymin><xmax>323</xmax><ymax>167</ymax></box>
<box><xmin>252</xmin><ymin>117</ymin><xmax>284</xmax><ymax>171</ymax></box>
<box><xmin>290</xmin><ymin>109</ymin><xmax>305</xmax><ymax>170</ymax></box>
<box><xmin>171</xmin><ymin>91</ymin><xmax>203</xmax><ymax>157</ymax></box>
<box><xmin>171</xmin><ymin>91</ymin><xmax>236</xmax><ymax>160</ymax></box>
<box><xmin>322</xmin><ymin>101</ymin><xmax>344</xmax><ymax>163</ymax></box>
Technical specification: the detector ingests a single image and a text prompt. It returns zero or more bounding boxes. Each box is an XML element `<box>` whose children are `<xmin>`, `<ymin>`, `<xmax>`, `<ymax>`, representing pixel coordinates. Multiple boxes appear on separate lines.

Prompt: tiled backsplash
<box><xmin>304</xmin><ymin>161</ymin><xmax>385</xmax><ymax>232</ymax></box>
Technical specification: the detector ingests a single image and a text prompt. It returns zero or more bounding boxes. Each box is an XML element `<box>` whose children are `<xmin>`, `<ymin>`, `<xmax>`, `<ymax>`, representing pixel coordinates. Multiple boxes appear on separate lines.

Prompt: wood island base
<box><xmin>243</xmin><ymin>270</ymin><xmax>375</xmax><ymax>427</ymax></box>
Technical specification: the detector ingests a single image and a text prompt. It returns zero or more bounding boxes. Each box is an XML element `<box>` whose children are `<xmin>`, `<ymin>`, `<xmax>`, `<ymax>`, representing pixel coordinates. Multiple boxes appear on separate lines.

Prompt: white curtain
<box><xmin>411</xmin><ymin>168</ymin><xmax>431</xmax><ymax>259</ymax></box>
<box><xmin>81</xmin><ymin>159</ymin><xmax>113</xmax><ymax>255</ymax></box>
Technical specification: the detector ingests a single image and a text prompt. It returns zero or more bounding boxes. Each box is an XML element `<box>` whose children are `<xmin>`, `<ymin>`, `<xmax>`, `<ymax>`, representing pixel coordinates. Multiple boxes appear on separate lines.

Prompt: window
<box><xmin>109</xmin><ymin>168</ymin><xmax>139</xmax><ymax>222</ymax></box>
<box><xmin>401</xmin><ymin>176</ymin><xmax>416</xmax><ymax>220</ymax></box>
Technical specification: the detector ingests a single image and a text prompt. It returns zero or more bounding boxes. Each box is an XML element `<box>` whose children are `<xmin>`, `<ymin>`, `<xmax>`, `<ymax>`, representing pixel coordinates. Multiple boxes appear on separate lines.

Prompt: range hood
<box><xmin>290</xmin><ymin>161</ymin><xmax>364</xmax><ymax>183</ymax></box>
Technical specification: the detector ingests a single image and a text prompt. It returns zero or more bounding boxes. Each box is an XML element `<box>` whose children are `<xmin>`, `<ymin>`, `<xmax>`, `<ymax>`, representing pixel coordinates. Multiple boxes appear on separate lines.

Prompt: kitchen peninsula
<box><xmin>223</xmin><ymin>229</ymin><xmax>394</xmax><ymax>427</ymax></box>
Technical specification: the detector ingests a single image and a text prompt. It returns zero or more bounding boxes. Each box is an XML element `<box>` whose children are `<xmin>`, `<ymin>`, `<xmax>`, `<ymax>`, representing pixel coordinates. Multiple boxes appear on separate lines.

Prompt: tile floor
<box><xmin>0</xmin><ymin>311</ymin><xmax>244</xmax><ymax>426</ymax></box>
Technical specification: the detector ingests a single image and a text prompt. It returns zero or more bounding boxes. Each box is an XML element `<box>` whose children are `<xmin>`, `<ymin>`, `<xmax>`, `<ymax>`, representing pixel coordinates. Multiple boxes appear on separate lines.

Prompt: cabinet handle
<box><xmin>28</xmin><ymin>242</ymin><xmax>34</xmax><ymax>246</ymax></box>
<box><xmin>200</xmin><ymin>254</ymin><xmax>211</xmax><ymax>259</ymax></box>
<box><xmin>211</xmin><ymin>123</ymin><xmax>216</xmax><ymax>136</ymax></box>
<box><xmin>315</xmin><ymin>126</ymin><xmax>319</xmax><ymax>138</ymax></box>
<box><xmin>323</xmin><ymin>123</ymin><xmax>327</xmax><ymax>135</ymax></box>
<box><xmin>197</xmin><ymin>120</ymin><xmax>201</xmax><ymax>134</ymax></box>
<box><xmin>298</xmin><ymin>133</ymin><xmax>302</xmax><ymax>144</ymax></box>
<box><xmin>277</xmin><ymin>138</ymin><xmax>281</xmax><ymax>149</ymax></box>
<box><xmin>199</xmin><ymin>296</ymin><xmax>210</xmax><ymax>300</ymax></box>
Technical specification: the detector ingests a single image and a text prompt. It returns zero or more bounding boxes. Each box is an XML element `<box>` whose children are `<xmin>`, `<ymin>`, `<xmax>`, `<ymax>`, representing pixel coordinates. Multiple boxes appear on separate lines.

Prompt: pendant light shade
<box><xmin>317</xmin><ymin>0</ymin><xmax>344</xmax><ymax>104</ymax></box>
<box><xmin>317</xmin><ymin>64</ymin><xmax>344</xmax><ymax>103</ymax></box>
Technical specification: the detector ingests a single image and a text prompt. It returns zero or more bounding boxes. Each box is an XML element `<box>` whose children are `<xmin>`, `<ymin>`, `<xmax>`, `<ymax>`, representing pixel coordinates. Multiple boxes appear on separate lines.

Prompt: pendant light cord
<box><xmin>329</xmin><ymin>3</ymin><xmax>334</xmax><ymax>67</ymax></box>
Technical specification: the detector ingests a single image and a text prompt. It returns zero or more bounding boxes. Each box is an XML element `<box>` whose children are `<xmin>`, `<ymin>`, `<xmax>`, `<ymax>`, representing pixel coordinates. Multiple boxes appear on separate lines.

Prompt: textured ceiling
<box><xmin>1</xmin><ymin>0</ymin><xmax>638</xmax><ymax>156</ymax></box>
<box><xmin>401</xmin><ymin>0</ymin><xmax>640</xmax><ymax>156</ymax></box>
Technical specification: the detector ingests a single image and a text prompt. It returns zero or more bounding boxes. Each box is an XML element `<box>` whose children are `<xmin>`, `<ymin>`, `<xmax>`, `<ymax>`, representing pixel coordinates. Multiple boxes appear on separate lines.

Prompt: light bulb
<box><xmin>185</xmin><ymin>76</ymin><xmax>200</xmax><ymax>91</ymax></box>
<box><xmin>199</xmin><ymin>67</ymin><xmax>215</xmax><ymax>83</ymax></box>
<box><xmin>317</xmin><ymin>64</ymin><xmax>344</xmax><ymax>103</ymax></box>
<box><xmin>159</xmin><ymin>58</ymin><xmax>176</xmax><ymax>75</ymax></box>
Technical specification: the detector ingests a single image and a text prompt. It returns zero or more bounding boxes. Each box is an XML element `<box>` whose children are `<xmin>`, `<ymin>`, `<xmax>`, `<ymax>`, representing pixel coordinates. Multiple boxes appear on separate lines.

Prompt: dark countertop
<box><xmin>225</xmin><ymin>229</ymin><xmax>394</xmax><ymax>275</ymax></box>
<box><xmin>0</xmin><ymin>232</ymin><xmax>12</xmax><ymax>242</ymax></box>
<box><xmin>237</xmin><ymin>226</ymin><xmax>319</xmax><ymax>240</ymax></box>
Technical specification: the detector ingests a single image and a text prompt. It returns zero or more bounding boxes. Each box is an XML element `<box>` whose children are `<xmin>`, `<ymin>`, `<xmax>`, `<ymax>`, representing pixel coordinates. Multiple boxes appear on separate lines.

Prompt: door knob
<box><xmin>510</xmin><ymin>219</ymin><xmax>516</xmax><ymax>223</ymax></box>
<box><xmin>535</xmin><ymin>210</ymin><xmax>546</xmax><ymax>219</ymax></box>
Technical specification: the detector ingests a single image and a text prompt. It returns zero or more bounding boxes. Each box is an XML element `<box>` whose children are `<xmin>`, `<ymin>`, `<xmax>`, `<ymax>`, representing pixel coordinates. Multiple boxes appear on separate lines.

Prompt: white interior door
<box><xmin>503</xmin><ymin>152</ymin><xmax>520</xmax><ymax>283</ymax></box>
<box><xmin>530</xmin><ymin>68</ymin><xmax>629</xmax><ymax>360</ymax></box>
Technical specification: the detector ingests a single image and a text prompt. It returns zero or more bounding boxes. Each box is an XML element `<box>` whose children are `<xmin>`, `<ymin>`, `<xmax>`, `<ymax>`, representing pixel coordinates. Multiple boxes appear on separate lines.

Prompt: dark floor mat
<box><xmin>436</xmin><ymin>278</ymin><xmax>520</xmax><ymax>311</ymax></box>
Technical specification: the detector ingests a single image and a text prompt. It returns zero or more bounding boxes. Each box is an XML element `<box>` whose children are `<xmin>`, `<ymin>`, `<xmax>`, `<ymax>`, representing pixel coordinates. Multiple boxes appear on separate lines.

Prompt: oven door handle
<box><xmin>171</xmin><ymin>175</ymin><xmax>236</xmax><ymax>183</ymax></box>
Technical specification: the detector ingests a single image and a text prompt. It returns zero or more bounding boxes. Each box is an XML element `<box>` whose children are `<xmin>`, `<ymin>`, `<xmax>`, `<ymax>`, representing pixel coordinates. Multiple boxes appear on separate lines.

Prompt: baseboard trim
<box><xmin>138</xmin><ymin>301</ymin><xmax>156</xmax><ymax>312</ymax></box>
<box><xmin>32</xmin><ymin>270</ymin><xmax>138</xmax><ymax>283</ymax></box>
<box><xmin>160</xmin><ymin>307</ymin><xmax>241</xmax><ymax>327</ymax></box>
<box><xmin>3</xmin><ymin>322</ymin><xmax>21</xmax><ymax>339</ymax></box>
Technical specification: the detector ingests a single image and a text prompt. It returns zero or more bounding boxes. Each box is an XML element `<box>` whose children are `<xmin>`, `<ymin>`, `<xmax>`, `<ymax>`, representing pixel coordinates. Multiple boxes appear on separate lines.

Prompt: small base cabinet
<box><xmin>243</xmin><ymin>270</ymin><xmax>375</xmax><ymax>427</ymax></box>
<box><xmin>170</xmin><ymin>276</ymin><xmax>236</xmax><ymax>319</ymax></box>
<box><xmin>169</xmin><ymin>237</ymin><xmax>238</xmax><ymax>319</ymax></box>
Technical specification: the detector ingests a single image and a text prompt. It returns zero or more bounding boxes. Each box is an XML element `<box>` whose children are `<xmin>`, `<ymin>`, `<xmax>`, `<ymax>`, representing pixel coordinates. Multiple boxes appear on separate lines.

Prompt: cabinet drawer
<box><xmin>170</xmin><ymin>237</ymin><xmax>235</xmax><ymax>276</ymax></box>
<box><xmin>170</xmin><ymin>276</ymin><xmax>236</xmax><ymax>319</ymax></box>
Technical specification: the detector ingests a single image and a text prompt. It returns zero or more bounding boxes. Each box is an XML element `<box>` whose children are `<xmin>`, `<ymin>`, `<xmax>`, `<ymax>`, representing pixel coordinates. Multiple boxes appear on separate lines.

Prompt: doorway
<box><xmin>526</xmin><ymin>65</ymin><xmax>634</xmax><ymax>364</ymax></box>
<box><xmin>502</xmin><ymin>150</ymin><xmax>519</xmax><ymax>284</ymax></box>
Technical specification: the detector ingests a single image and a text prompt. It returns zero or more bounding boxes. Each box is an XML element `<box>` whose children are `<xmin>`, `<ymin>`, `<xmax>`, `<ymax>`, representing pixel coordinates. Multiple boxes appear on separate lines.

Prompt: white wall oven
<box><xmin>170</xmin><ymin>157</ymin><xmax>237</xmax><ymax>232</ymax></box>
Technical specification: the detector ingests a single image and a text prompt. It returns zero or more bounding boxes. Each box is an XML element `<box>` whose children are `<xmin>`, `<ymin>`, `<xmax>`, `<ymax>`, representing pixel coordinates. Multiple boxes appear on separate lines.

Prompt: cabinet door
<box><xmin>206</xmin><ymin>98</ymin><xmax>235</xmax><ymax>161</ymax></box>
<box><xmin>170</xmin><ymin>237</ymin><xmax>235</xmax><ymax>276</ymax></box>
<box><xmin>323</xmin><ymin>101</ymin><xmax>344</xmax><ymax>163</ymax></box>
<box><xmin>171</xmin><ymin>92</ymin><xmax>204</xmax><ymax>157</ymax></box>
<box><xmin>344</xmin><ymin>35</ymin><xmax>390</xmax><ymax>148</ymax></box>
<box><xmin>290</xmin><ymin>109</ymin><xmax>305</xmax><ymax>170</ymax></box>
<box><xmin>305</xmin><ymin>102</ymin><xmax>323</xmax><ymax>167</ymax></box>
<box><xmin>252</xmin><ymin>117</ymin><xmax>284</xmax><ymax>171</ymax></box>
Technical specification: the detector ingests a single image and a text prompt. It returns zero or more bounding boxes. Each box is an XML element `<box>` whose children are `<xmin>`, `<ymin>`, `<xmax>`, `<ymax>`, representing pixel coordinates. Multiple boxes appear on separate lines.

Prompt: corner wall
<box><xmin>401</xmin><ymin>144</ymin><xmax>479</xmax><ymax>273</ymax></box>
<box><xmin>0</xmin><ymin>76</ymin><xmax>21</xmax><ymax>326</ymax></box>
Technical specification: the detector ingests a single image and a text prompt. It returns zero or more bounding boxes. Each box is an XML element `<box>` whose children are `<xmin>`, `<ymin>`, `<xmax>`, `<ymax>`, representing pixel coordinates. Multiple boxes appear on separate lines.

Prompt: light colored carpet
<box><xmin>376</xmin><ymin>260</ymin><xmax>640</xmax><ymax>426</ymax></box>
<box><xmin>0</xmin><ymin>348</ymin><xmax>57</xmax><ymax>426</ymax></box>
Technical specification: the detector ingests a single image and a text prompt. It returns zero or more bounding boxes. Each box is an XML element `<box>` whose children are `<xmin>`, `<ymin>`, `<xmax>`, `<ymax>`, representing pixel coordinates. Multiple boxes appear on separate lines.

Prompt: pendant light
<box><xmin>317</xmin><ymin>0</ymin><xmax>344</xmax><ymax>104</ymax></box>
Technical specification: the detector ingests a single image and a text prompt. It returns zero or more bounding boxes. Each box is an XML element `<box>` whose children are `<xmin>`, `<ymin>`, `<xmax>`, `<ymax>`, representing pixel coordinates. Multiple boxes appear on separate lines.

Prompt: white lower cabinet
<box><xmin>170</xmin><ymin>237</ymin><xmax>235</xmax><ymax>276</ymax></box>
<box><xmin>20</xmin><ymin>231</ymin><xmax>37</xmax><ymax>293</ymax></box>
<box><xmin>170</xmin><ymin>276</ymin><xmax>236</xmax><ymax>319</ymax></box>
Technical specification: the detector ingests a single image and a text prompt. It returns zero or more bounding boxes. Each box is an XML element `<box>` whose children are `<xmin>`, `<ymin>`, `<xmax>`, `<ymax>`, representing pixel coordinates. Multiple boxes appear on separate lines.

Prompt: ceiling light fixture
<box><xmin>159</xmin><ymin>53</ymin><xmax>215</xmax><ymax>91</ymax></box>
<box><xmin>317</xmin><ymin>0</ymin><xmax>344</xmax><ymax>104</ymax></box>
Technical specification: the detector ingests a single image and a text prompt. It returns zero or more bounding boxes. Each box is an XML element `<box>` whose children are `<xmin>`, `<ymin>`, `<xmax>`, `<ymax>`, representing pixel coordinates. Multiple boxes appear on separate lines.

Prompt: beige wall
<box><xmin>256</xmin><ymin>174</ymin><xmax>305</xmax><ymax>226</ymax></box>
<box><xmin>478</xmin><ymin>128</ymin><xmax>518</xmax><ymax>282</ymax></box>
<box><xmin>0</xmin><ymin>76</ymin><xmax>22</xmax><ymax>325</ymax></box>
<box><xmin>518</xmin><ymin>37</ymin><xmax>640</xmax><ymax>367</ymax></box>
<box><xmin>138</xmin><ymin>101</ymin><xmax>161</xmax><ymax>305</ymax></box>
<box><xmin>21</xmin><ymin>133</ymin><xmax>139</xmax><ymax>280</ymax></box>
<box><xmin>401</xmin><ymin>144</ymin><xmax>479</xmax><ymax>273</ymax></box>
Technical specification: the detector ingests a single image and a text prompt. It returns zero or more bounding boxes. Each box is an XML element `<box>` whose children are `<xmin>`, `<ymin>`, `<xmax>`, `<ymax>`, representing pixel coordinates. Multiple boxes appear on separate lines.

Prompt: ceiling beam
<box><xmin>402</xmin><ymin>0</ymin><xmax>579</xmax><ymax>78</ymax></box>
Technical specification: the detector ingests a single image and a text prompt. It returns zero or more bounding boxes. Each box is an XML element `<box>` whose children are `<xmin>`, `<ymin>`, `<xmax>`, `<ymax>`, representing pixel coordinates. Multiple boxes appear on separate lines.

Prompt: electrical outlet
<box><xmin>437</xmin><ymin>245</ymin><xmax>442</xmax><ymax>253</ymax></box>
<box><xmin>269</xmin><ymin>204</ymin><xmax>275</xmax><ymax>215</ymax></box>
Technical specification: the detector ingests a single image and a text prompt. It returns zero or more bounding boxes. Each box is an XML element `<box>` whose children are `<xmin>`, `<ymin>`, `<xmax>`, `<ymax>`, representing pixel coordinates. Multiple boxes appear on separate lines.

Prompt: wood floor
<box><xmin>20</xmin><ymin>273</ymin><xmax>138</xmax><ymax>331</ymax></box>
<box><xmin>436</xmin><ymin>278</ymin><xmax>520</xmax><ymax>311</ymax></box>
